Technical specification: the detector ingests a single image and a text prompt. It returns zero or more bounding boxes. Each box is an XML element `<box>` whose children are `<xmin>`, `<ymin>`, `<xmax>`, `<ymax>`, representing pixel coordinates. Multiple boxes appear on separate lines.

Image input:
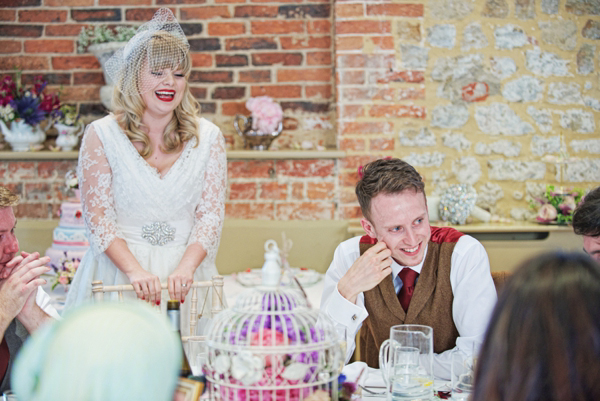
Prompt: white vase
<box><xmin>0</xmin><ymin>119</ymin><xmax>46</xmax><ymax>151</ymax></box>
<box><xmin>54</xmin><ymin>122</ymin><xmax>83</xmax><ymax>151</ymax></box>
<box><xmin>88</xmin><ymin>42</ymin><xmax>125</xmax><ymax>111</ymax></box>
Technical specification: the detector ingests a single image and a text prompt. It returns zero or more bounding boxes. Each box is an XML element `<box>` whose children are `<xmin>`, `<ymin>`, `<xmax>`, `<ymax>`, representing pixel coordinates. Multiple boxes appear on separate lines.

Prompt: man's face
<box><xmin>583</xmin><ymin>235</ymin><xmax>600</xmax><ymax>262</ymax></box>
<box><xmin>0</xmin><ymin>207</ymin><xmax>19</xmax><ymax>271</ymax></box>
<box><xmin>361</xmin><ymin>190</ymin><xmax>431</xmax><ymax>267</ymax></box>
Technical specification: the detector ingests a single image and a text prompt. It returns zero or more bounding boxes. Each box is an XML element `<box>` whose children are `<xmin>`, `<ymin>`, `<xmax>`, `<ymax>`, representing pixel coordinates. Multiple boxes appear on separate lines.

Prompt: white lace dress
<box><xmin>65</xmin><ymin>115</ymin><xmax>226</xmax><ymax>334</ymax></box>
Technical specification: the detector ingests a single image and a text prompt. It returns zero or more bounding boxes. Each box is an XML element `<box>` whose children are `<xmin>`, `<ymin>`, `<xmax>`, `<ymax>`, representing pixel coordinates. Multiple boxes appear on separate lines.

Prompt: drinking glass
<box><xmin>2</xmin><ymin>390</ymin><xmax>17</xmax><ymax>401</ymax></box>
<box><xmin>450</xmin><ymin>348</ymin><xmax>477</xmax><ymax>401</ymax></box>
<box><xmin>335</xmin><ymin>326</ymin><xmax>347</xmax><ymax>357</ymax></box>
<box><xmin>379</xmin><ymin>325</ymin><xmax>434</xmax><ymax>401</ymax></box>
<box><xmin>185</xmin><ymin>338</ymin><xmax>207</xmax><ymax>376</ymax></box>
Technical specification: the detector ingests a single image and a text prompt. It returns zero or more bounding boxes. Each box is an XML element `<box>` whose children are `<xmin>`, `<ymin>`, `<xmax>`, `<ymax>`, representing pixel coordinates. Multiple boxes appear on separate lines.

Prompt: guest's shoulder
<box><xmin>336</xmin><ymin>236</ymin><xmax>363</xmax><ymax>253</ymax></box>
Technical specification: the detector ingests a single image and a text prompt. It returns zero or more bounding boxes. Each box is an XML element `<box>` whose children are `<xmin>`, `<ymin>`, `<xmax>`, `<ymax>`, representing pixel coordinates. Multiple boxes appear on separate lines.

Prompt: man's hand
<box><xmin>338</xmin><ymin>241</ymin><xmax>393</xmax><ymax>304</ymax></box>
<box><xmin>0</xmin><ymin>252</ymin><xmax>50</xmax><ymax>321</ymax></box>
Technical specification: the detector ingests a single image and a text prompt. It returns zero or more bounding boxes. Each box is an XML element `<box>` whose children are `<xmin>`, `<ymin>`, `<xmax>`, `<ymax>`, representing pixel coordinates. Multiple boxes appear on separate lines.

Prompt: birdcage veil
<box><xmin>104</xmin><ymin>8</ymin><xmax>190</xmax><ymax>96</ymax></box>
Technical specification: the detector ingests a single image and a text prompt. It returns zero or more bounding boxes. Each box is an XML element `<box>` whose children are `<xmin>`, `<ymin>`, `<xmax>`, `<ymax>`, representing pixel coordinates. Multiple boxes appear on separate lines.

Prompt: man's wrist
<box><xmin>337</xmin><ymin>276</ymin><xmax>358</xmax><ymax>304</ymax></box>
<box><xmin>17</xmin><ymin>304</ymin><xmax>50</xmax><ymax>334</ymax></box>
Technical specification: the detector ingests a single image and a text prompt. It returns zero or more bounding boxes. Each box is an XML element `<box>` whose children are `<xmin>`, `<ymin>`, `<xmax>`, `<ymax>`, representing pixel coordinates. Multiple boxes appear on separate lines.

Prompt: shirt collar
<box><xmin>391</xmin><ymin>243</ymin><xmax>428</xmax><ymax>279</ymax></box>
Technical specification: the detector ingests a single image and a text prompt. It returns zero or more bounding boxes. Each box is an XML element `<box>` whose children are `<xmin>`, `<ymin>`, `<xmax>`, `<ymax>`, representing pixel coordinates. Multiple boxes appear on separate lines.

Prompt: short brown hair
<box><xmin>355</xmin><ymin>158</ymin><xmax>425</xmax><ymax>221</ymax></box>
<box><xmin>0</xmin><ymin>186</ymin><xmax>19</xmax><ymax>208</ymax></box>
<box><xmin>573</xmin><ymin>186</ymin><xmax>600</xmax><ymax>237</ymax></box>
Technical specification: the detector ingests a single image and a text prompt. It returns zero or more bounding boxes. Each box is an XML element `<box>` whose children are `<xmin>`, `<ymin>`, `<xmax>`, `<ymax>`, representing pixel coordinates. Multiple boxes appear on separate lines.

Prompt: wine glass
<box><xmin>185</xmin><ymin>338</ymin><xmax>207</xmax><ymax>376</ymax></box>
<box><xmin>335</xmin><ymin>326</ymin><xmax>348</xmax><ymax>367</ymax></box>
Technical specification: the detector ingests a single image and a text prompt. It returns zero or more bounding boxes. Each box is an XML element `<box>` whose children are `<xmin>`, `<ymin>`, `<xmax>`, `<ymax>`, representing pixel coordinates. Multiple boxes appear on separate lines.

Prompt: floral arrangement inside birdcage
<box><xmin>204</xmin><ymin>280</ymin><xmax>345</xmax><ymax>401</ymax></box>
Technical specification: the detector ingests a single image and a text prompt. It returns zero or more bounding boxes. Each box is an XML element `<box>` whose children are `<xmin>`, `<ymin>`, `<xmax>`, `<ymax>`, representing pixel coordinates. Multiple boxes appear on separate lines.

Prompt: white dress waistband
<box><xmin>118</xmin><ymin>217</ymin><xmax>192</xmax><ymax>247</ymax></box>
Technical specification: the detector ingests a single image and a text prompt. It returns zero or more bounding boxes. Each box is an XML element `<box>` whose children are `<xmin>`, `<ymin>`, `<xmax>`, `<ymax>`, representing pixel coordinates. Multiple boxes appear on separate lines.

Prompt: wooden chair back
<box><xmin>91</xmin><ymin>275</ymin><xmax>224</xmax><ymax>341</ymax></box>
<box><xmin>491</xmin><ymin>270</ymin><xmax>511</xmax><ymax>295</ymax></box>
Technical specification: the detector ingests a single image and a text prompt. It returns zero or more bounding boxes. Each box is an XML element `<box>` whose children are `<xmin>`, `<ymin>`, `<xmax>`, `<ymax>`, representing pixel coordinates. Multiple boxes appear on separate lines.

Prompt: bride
<box><xmin>65</xmin><ymin>9</ymin><xmax>226</xmax><ymax>333</ymax></box>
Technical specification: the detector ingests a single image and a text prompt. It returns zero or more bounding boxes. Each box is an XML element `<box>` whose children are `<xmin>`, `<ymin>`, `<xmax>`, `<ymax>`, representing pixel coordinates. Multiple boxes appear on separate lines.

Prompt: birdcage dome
<box><xmin>204</xmin><ymin>280</ymin><xmax>343</xmax><ymax>401</ymax></box>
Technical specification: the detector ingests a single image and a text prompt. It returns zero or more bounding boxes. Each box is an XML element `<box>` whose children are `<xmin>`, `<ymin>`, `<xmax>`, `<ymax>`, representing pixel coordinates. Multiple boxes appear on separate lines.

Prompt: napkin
<box><xmin>342</xmin><ymin>362</ymin><xmax>385</xmax><ymax>388</ymax></box>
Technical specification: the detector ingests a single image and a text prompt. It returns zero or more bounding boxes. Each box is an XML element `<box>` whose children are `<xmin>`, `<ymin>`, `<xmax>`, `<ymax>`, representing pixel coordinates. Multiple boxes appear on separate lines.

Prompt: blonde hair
<box><xmin>0</xmin><ymin>185</ymin><xmax>19</xmax><ymax>208</ymax></box>
<box><xmin>112</xmin><ymin>31</ymin><xmax>200</xmax><ymax>158</ymax></box>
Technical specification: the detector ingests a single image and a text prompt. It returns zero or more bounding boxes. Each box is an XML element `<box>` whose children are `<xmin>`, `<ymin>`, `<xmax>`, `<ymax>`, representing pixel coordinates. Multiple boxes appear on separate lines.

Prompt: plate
<box><xmin>235</xmin><ymin>267</ymin><xmax>323</xmax><ymax>288</ymax></box>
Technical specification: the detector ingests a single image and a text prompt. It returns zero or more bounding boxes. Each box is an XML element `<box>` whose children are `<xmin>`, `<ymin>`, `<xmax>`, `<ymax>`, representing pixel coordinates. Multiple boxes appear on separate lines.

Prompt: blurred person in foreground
<box><xmin>0</xmin><ymin>185</ymin><xmax>59</xmax><ymax>393</ymax></box>
<box><xmin>320</xmin><ymin>158</ymin><xmax>497</xmax><ymax>379</ymax></box>
<box><xmin>64</xmin><ymin>8</ymin><xmax>227</xmax><ymax>333</ymax></box>
<box><xmin>472</xmin><ymin>251</ymin><xmax>600</xmax><ymax>401</ymax></box>
<box><xmin>573</xmin><ymin>186</ymin><xmax>600</xmax><ymax>262</ymax></box>
<box><xmin>12</xmin><ymin>302</ymin><xmax>181</xmax><ymax>401</ymax></box>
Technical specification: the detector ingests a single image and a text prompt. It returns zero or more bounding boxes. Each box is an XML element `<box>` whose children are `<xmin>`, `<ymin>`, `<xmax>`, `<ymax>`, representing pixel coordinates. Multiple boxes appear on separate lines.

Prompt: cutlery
<box><xmin>359</xmin><ymin>385</ymin><xmax>386</xmax><ymax>396</ymax></box>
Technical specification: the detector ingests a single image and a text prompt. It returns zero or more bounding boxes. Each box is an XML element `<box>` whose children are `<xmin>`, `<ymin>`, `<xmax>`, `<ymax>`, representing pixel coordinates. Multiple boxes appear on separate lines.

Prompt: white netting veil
<box><xmin>104</xmin><ymin>8</ymin><xmax>190</xmax><ymax>96</ymax></box>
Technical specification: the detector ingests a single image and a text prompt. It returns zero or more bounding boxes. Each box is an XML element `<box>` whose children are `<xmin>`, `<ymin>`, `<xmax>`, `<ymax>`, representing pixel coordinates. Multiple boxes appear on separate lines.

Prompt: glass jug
<box><xmin>379</xmin><ymin>325</ymin><xmax>434</xmax><ymax>401</ymax></box>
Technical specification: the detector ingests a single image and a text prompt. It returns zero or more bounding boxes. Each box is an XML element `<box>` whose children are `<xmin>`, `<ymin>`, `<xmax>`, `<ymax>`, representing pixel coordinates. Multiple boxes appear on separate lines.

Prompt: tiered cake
<box><xmin>45</xmin><ymin>199</ymin><xmax>89</xmax><ymax>268</ymax></box>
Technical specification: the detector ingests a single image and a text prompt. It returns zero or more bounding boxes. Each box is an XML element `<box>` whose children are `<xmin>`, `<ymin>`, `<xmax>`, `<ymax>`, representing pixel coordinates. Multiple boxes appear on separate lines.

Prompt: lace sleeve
<box><xmin>78</xmin><ymin>125</ymin><xmax>124</xmax><ymax>256</ymax></box>
<box><xmin>187</xmin><ymin>131</ymin><xmax>227</xmax><ymax>260</ymax></box>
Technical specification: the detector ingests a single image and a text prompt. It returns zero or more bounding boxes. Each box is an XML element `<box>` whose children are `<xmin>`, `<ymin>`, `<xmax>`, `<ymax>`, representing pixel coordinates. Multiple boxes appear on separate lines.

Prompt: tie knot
<box><xmin>398</xmin><ymin>268</ymin><xmax>418</xmax><ymax>287</ymax></box>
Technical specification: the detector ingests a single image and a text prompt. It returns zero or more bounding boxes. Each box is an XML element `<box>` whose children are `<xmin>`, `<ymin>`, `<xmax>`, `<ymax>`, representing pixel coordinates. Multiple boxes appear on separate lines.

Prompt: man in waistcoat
<box><xmin>573</xmin><ymin>185</ymin><xmax>600</xmax><ymax>262</ymax></box>
<box><xmin>320</xmin><ymin>158</ymin><xmax>497</xmax><ymax>379</ymax></box>
<box><xmin>0</xmin><ymin>185</ymin><xmax>59</xmax><ymax>393</ymax></box>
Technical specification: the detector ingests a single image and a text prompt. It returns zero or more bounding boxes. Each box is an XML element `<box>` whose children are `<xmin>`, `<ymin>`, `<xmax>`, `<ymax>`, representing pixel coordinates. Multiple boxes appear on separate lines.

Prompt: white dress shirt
<box><xmin>320</xmin><ymin>234</ymin><xmax>497</xmax><ymax>379</ymax></box>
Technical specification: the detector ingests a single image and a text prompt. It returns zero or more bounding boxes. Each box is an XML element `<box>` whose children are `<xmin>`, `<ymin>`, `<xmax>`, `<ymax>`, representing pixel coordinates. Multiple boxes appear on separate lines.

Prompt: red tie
<box><xmin>0</xmin><ymin>337</ymin><xmax>9</xmax><ymax>382</ymax></box>
<box><xmin>398</xmin><ymin>268</ymin><xmax>419</xmax><ymax>312</ymax></box>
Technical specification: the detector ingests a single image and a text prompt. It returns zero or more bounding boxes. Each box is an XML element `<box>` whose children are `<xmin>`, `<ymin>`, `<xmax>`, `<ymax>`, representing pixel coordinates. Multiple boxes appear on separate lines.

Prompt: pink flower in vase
<box><xmin>58</xmin><ymin>274</ymin><xmax>69</xmax><ymax>286</ymax></box>
<box><xmin>246</xmin><ymin>97</ymin><xmax>283</xmax><ymax>134</ymax></box>
<box><xmin>558</xmin><ymin>195</ymin><xmax>576</xmax><ymax>215</ymax></box>
<box><xmin>537</xmin><ymin>203</ymin><xmax>557</xmax><ymax>223</ymax></box>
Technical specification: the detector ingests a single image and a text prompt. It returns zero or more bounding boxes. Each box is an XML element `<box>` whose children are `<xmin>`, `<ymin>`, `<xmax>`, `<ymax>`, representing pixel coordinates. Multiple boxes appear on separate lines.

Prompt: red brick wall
<box><xmin>335</xmin><ymin>2</ymin><xmax>424</xmax><ymax>219</ymax></box>
<box><xmin>2</xmin><ymin>158</ymin><xmax>338</xmax><ymax>220</ymax></box>
<box><xmin>0</xmin><ymin>2</ymin><xmax>334</xmax><ymax>148</ymax></box>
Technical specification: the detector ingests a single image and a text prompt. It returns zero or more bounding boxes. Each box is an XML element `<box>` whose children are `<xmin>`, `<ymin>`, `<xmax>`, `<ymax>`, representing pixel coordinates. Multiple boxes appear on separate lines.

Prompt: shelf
<box><xmin>0</xmin><ymin>151</ymin><xmax>79</xmax><ymax>160</ymax></box>
<box><xmin>0</xmin><ymin>149</ymin><xmax>345</xmax><ymax>161</ymax></box>
<box><xmin>226</xmin><ymin>150</ymin><xmax>345</xmax><ymax>159</ymax></box>
<box><xmin>347</xmin><ymin>220</ymin><xmax>575</xmax><ymax>235</ymax></box>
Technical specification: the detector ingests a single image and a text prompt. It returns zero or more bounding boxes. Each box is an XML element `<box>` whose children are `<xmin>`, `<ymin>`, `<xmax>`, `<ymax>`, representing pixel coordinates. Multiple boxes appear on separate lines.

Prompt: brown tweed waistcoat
<box><xmin>359</xmin><ymin>226</ymin><xmax>462</xmax><ymax>368</ymax></box>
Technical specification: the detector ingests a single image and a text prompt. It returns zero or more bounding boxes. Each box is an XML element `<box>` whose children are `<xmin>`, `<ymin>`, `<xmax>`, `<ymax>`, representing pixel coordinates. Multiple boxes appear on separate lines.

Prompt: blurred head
<box><xmin>357</xmin><ymin>158</ymin><xmax>430</xmax><ymax>267</ymax></box>
<box><xmin>573</xmin><ymin>186</ymin><xmax>600</xmax><ymax>262</ymax></box>
<box><xmin>472</xmin><ymin>252</ymin><xmax>600</xmax><ymax>401</ymax></box>
<box><xmin>12</xmin><ymin>302</ymin><xmax>182</xmax><ymax>401</ymax></box>
<box><xmin>0</xmin><ymin>186</ymin><xmax>19</xmax><ymax>271</ymax></box>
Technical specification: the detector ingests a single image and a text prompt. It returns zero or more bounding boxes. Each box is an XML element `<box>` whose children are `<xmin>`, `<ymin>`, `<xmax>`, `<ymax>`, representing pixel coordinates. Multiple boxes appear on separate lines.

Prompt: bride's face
<box><xmin>140</xmin><ymin>66</ymin><xmax>186</xmax><ymax>118</ymax></box>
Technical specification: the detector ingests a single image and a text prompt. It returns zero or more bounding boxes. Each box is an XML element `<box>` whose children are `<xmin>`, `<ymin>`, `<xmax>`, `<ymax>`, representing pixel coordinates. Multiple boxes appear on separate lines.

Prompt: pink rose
<box><xmin>58</xmin><ymin>275</ymin><xmax>69</xmax><ymax>285</ymax></box>
<box><xmin>558</xmin><ymin>195</ymin><xmax>576</xmax><ymax>215</ymax></box>
<box><xmin>537</xmin><ymin>203</ymin><xmax>557</xmax><ymax>223</ymax></box>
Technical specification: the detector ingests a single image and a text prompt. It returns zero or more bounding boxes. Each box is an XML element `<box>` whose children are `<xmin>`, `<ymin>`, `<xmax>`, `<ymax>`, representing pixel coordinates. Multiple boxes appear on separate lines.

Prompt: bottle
<box><xmin>167</xmin><ymin>300</ymin><xmax>192</xmax><ymax>378</ymax></box>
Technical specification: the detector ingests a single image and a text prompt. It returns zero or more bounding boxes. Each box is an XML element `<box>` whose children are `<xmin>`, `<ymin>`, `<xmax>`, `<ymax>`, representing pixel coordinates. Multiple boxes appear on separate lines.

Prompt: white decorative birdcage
<box><xmin>204</xmin><ymin>275</ymin><xmax>343</xmax><ymax>401</ymax></box>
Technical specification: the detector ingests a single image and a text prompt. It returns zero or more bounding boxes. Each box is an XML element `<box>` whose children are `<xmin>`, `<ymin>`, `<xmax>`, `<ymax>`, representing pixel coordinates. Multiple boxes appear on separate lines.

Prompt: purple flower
<box><xmin>11</xmin><ymin>95</ymin><xmax>46</xmax><ymax>126</ymax></box>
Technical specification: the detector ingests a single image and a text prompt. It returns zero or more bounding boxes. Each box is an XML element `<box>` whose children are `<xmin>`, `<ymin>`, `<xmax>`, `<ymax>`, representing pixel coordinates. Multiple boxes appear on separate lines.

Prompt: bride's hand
<box><xmin>126</xmin><ymin>268</ymin><xmax>162</xmax><ymax>305</ymax></box>
<box><xmin>168</xmin><ymin>266</ymin><xmax>194</xmax><ymax>303</ymax></box>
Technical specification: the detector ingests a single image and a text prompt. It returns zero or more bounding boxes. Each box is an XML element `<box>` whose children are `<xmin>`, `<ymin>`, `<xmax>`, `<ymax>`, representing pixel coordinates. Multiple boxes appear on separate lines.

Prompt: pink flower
<box><xmin>246</xmin><ymin>96</ymin><xmax>283</xmax><ymax>134</ymax></box>
<box><xmin>536</xmin><ymin>203</ymin><xmax>557</xmax><ymax>223</ymax></box>
<box><xmin>251</xmin><ymin>329</ymin><xmax>287</xmax><ymax>368</ymax></box>
<box><xmin>558</xmin><ymin>195</ymin><xmax>576</xmax><ymax>215</ymax></box>
<box><xmin>58</xmin><ymin>274</ymin><xmax>69</xmax><ymax>285</ymax></box>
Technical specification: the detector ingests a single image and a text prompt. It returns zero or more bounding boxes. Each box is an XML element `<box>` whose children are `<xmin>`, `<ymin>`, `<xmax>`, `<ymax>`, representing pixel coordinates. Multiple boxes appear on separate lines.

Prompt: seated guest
<box><xmin>472</xmin><ymin>252</ymin><xmax>600</xmax><ymax>401</ymax></box>
<box><xmin>320</xmin><ymin>158</ymin><xmax>497</xmax><ymax>378</ymax></box>
<box><xmin>12</xmin><ymin>302</ymin><xmax>181</xmax><ymax>401</ymax></box>
<box><xmin>573</xmin><ymin>186</ymin><xmax>600</xmax><ymax>262</ymax></box>
<box><xmin>0</xmin><ymin>186</ymin><xmax>59</xmax><ymax>393</ymax></box>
